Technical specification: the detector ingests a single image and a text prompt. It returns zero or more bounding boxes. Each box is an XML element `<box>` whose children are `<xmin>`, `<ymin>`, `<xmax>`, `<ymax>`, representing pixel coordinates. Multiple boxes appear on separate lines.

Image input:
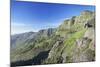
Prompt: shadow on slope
<box><xmin>11</xmin><ymin>50</ymin><xmax>50</xmax><ymax>67</ymax></box>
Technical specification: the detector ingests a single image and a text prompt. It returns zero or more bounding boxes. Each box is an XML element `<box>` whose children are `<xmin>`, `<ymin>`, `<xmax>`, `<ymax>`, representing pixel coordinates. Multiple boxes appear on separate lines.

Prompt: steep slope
<box><xmin>11</xmin><ymin>10</ymin><xmax>95</xmax><ymax>66</ymax></box>
<box><xmin>43</xmin><ymin>10</ymin><xmax>95</xmax><ymax>64</ymax></box>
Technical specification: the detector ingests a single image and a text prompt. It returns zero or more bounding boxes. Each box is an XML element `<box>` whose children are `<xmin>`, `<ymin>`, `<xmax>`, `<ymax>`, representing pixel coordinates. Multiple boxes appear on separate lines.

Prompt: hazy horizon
<box><xmin>11</xmin><ymin>0</ymin><xmax>95</xmax><ymax>35</ymax></box>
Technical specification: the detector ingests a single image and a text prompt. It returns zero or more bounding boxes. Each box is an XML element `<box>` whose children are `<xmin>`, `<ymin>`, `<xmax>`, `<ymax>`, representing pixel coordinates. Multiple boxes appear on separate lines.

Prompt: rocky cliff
<box><xmin>11</xmin><ymin>10</ymin><xmax>95</xmax><ymax>66</ymax></box>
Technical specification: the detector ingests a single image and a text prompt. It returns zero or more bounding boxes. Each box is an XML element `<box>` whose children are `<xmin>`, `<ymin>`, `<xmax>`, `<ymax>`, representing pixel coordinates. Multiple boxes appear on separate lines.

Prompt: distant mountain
<box><xmin>11</xmin><ymin>10</ymin><xmax>95</xmax><ymax>66</ymax></box>
<box><xmin>11</xmin><ymin>28</ymin><xmax>56</xmax><ymax>49</ymax></box>
<box><xmin>11</xmin><ymin>32</ymin><xmax>36</xmax><ymax>49</ymax></box>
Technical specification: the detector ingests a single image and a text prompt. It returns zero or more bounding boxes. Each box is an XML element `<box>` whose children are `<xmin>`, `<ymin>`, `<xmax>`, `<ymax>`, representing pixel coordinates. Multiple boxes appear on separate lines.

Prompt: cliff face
<box><xmin>44</xmin><ymin>10</ymin><xmax>95</xmax><ymax>63</ymax></box>
<box><xmin>11</xmin><ymin>10</ymin><xmax>95</xmax><ymax>66</ymax></box>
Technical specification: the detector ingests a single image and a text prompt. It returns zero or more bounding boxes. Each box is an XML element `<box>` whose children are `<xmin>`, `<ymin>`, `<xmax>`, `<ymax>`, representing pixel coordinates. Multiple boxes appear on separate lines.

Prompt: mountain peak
<box><xmin>81</xmin><ymin>10</ymin><xmax>93</xmax><ymax>15</ymax></box>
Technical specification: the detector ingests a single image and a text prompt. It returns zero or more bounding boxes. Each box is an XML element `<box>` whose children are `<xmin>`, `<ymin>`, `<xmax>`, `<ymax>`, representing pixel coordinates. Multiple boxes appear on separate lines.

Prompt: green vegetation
<box><xmin>64</xmin><ymin>29</ymin><xmax>86</xmax><ymax>52</ymax></box>
<box><xmin>11</xmin><ymin>10</ymin><xmax>95</xmax><ymax>66</ymax></box>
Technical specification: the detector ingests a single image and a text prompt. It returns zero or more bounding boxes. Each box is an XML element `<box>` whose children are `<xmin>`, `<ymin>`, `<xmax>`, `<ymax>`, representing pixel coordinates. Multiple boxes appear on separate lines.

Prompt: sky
<box><xmin>11</xmin><ymin>0</ymin><xmax>95</xmax><ymax>34</ymax></box>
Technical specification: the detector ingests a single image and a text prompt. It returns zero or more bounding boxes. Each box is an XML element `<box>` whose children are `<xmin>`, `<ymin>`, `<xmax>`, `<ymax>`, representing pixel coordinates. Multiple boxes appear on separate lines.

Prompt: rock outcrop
<box><xmin>11</xmin><ymin>10</ymin><xmax>95</xmax><ymax>66</ymax></box>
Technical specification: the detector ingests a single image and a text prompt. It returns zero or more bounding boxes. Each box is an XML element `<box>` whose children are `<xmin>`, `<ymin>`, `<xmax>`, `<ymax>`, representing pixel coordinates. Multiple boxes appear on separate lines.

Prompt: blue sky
<box><xmin>11</xmin><ymin>0</ymin><xmax>95</xmax><ymax>34</ymax></box>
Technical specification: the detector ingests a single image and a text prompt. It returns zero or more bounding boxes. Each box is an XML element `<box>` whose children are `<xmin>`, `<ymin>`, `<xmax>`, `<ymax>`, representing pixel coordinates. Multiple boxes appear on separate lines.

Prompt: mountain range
<box><xmin>11</xmin><ymin>10</ymin><xmax>95</xmax><ymax>66</ymax></box>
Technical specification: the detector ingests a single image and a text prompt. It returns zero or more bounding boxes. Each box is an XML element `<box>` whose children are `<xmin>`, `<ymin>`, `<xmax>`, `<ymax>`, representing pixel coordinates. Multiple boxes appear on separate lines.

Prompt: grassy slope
<box><xmin>11</xmin><ymin>11</ymin><xmax>95</xmax><ymax>65</ymax></box>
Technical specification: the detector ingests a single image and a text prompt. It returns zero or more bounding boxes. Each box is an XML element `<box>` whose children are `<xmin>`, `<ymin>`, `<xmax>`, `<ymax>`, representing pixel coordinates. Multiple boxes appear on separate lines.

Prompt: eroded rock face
<box><xmin>72</xmin><ymin>37</ymin><xmax>94</xmax><ymax>62</ymax></box>
<box><xmin>69</xmin><ymin>25</ymin><xmax>95</xmax><ymax>62</ymax></box>
<box><xmin>48</xmin><ymin>40</ymin><xmax>63</xmax><ymax>58</ymax></box>
<box><xmin>11</xmin><ymin>10</ymin><xmax>95</xmax><ymax>66</ymax></box>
